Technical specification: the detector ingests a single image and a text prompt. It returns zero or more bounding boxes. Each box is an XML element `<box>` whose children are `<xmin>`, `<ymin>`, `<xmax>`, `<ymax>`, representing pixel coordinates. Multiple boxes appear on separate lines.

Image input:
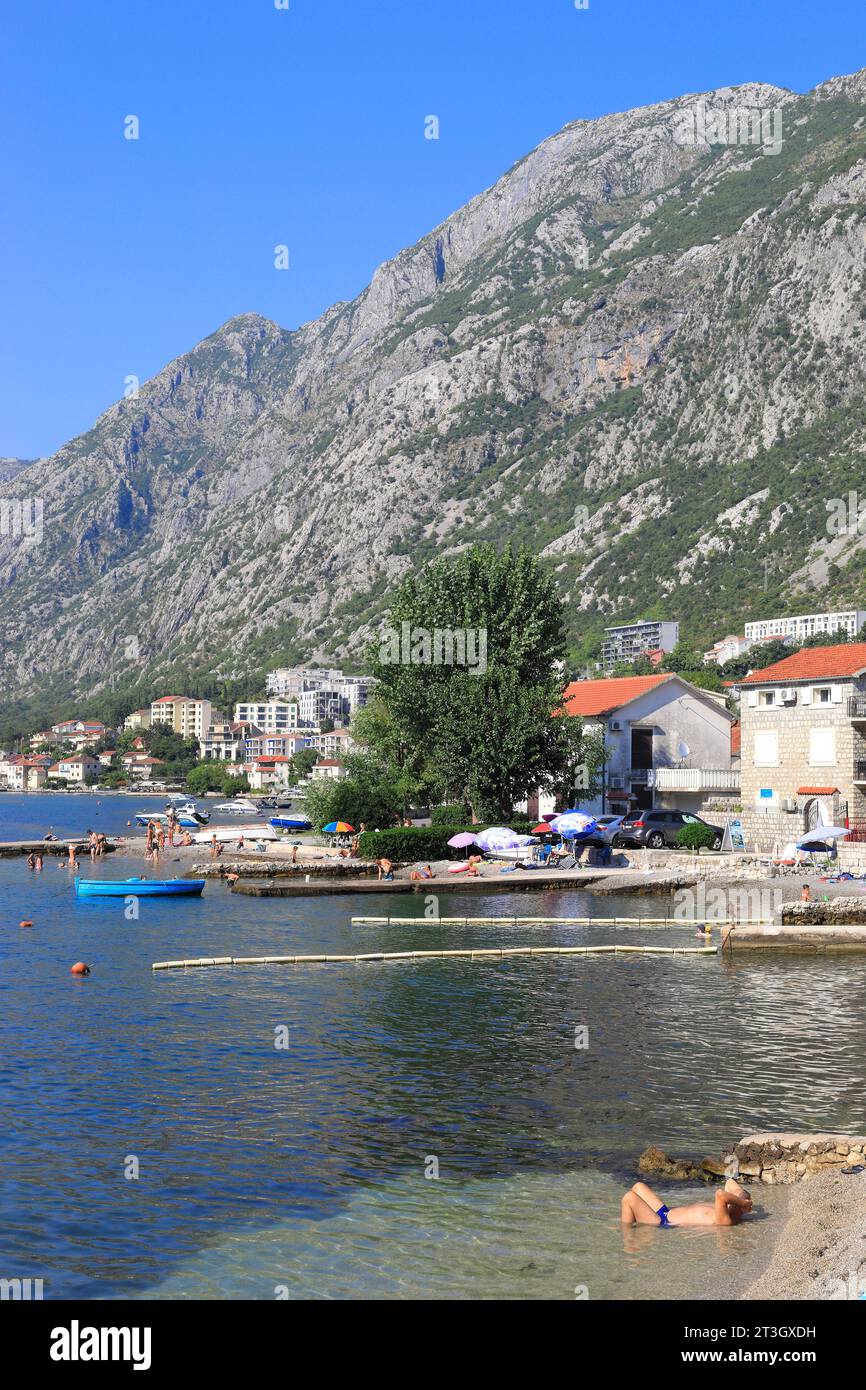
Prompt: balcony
<box><xmin>848</xmin><ymin>697</ymin><xmax>866</xmax><ymax>719</ymax></box>
<box><xmin>855</xmin><ymin>761</ymin><xmax>866</xmax><ymax>782</ymax></box>
<box><xmin>628</xmin><ymin>768</ymin><xmax>654</xmax><ymax>785</ymax></box>
<box><xmin>652</xmin><ymin>767</ymin><xmax>741</xmax><ymax>792</ymax></box>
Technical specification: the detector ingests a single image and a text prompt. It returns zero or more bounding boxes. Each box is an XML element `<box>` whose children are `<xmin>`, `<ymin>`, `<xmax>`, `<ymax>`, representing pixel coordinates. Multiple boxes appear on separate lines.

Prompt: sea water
<box><xmin>0</xmin><ymin>794</ymin><xmax>861</xmax><ymax>1299</ymax></box>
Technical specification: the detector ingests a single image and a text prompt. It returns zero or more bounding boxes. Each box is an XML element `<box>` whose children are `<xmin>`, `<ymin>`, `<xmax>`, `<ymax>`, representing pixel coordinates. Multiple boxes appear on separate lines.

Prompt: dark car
<box><xmin>611</xmin><ymin>809</ymin><xmax>724</xmax><ymax>851</ymax></box>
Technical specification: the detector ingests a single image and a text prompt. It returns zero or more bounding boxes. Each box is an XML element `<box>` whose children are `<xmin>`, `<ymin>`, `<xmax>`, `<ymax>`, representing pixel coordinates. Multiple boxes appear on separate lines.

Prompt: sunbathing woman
<box><xmin>621</xmin><ymin>1178</ymin><xmax>752</xmax><ymax>1227</ymax></box>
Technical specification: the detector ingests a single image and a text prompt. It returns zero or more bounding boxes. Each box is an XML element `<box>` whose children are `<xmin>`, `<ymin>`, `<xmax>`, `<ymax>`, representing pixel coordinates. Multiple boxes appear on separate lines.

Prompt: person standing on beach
<box><xmin>88</xmin><ymin>830</ymin><xmax>98</xmax><ymax>862</ymax></box>
<box><xmin>210</xmin><ymin>833</ymin><xmax>219</xmax><ymax>860</ymax></box>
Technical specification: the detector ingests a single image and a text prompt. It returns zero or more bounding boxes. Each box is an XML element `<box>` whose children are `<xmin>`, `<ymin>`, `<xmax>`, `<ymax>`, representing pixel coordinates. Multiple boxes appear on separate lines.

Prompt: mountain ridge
<box><xmin>4</xmin><ymin>65</ymin><xmax>866</xmax><ymax>717</ymax></box>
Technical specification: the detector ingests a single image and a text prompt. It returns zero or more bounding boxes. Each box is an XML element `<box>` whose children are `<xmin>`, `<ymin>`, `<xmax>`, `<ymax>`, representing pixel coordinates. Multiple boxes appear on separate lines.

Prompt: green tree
<box><xmin>288</xmin><ymin>747</ymin><xmax>319</xmax><ymax>782</ymax></box>
<box><xmin>663</xmin><ymin>640</ymin><xmax>707</xmax><ymax>674</ymax></box>
<box><xmin>370</xmin><ymin>543</ymin><xmax>570</xmax><ymax>821</ymax></box>
<box><xmin>185</xmin><ymin>763</ymin><xmax>227</xmax><ymax>795</ymax></box>
<box><xmin>676</xmin><ymin>822</ymin><xmax>717</xmax><ymax>853</ymax></box>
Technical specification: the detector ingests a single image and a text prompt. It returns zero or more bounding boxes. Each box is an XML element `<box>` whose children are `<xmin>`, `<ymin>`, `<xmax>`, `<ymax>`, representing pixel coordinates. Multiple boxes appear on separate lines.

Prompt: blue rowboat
<box><xmin>75</xmin><ymin>877</ymin><xmax>205</xmax><ymax>898</ymax></box>
<box><xmin>269</xmin><ymin>816</ymin><xmax>312</xmax><ymax>832</ymax></box>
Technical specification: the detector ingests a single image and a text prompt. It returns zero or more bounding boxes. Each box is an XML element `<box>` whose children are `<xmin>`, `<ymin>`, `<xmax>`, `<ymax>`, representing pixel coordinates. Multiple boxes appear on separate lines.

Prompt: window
<box><xmin>758</xmin><ymin>691</ymin><xmax>775</xmax><ymax>707</ymax></box>
<box><xmin>755</xmin><ymin>731</ymin><xmax>779</xmax><ymax>766</ymax></box>
<box><xmin>814</xmin><ymin>686</ymin><xmax>832</xmax><ymax>705</ymax></box>
<box><xmin>809</xmin><ymin>728</ymin><xmax>836</xmax><ymax>766</ymax></box>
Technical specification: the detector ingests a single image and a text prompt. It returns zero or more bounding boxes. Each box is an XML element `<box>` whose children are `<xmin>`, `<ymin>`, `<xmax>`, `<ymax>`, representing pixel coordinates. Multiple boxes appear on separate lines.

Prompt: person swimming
<box><xmin>621</xmin><ymin>1177</ymin><xmax>752</xmax><ymax>1228</ymax></box>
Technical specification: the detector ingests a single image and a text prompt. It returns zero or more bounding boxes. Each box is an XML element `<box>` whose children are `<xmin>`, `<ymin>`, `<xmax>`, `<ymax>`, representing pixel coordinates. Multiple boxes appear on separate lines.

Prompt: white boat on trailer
<box><xmin>191</xmin><ymin>823</ymin><xmax>280</xmax><ymax>844</ymax></box>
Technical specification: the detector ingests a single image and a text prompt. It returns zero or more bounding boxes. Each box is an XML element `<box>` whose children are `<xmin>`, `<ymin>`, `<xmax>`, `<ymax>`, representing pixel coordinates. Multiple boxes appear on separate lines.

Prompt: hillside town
<box><xmin>4</xmin><ymin>610</ymin><xmax>866</xmax><ymax>861</ymax></box>
<box><xmin>0</xmin><ymin>667</ymin><xmax>373</xmax><ymax>796</ymax></box>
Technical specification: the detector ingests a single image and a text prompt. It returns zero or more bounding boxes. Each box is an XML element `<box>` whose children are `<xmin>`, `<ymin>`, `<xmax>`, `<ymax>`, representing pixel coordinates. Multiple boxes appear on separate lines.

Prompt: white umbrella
<box><xmin>797</xmin><ymin>825</ymin><xmax>850</xmax><ymax>848</ymax></box>
<box><xmin>550</xmin><ymin>811</ymin><xmax>599</xmax><ymax>840</ymax></box>
<box><xmin>475</xmin><ymin>826</ymin><xmax>522</xmax><ymax>851</ymax></box>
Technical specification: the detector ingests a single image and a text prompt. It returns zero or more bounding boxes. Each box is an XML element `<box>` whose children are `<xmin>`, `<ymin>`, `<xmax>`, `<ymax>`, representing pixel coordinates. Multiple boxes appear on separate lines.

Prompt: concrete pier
<box><xmin>0</xmin><ymin>839</ymin><xmax>118</xmax><ymax>858</ymax></box>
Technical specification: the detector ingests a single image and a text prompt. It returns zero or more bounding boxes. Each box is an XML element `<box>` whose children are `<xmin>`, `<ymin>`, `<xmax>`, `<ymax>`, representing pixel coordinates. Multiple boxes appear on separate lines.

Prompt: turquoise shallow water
<box><xmin>1</xmin><ymin>794</ymin><xmax>863</xmax><ymax>1299</ymax></box>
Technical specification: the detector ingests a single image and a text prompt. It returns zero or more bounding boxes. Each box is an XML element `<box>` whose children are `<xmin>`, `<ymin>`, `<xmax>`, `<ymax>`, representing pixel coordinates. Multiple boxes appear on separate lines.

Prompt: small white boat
<box><xmin>212</xmin><ymin>799</ymin><xmax>262</xmax><ymax>815</ymax></box>
<box><xmin>191</xmin><ymin>823</ymin><xmax>279</xmax><ymax>844</ymax></box>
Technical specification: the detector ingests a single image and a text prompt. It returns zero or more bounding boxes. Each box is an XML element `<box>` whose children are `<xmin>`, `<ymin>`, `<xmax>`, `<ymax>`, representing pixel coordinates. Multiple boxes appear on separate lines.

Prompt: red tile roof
<box><xmin>738</xmin><ymin>644</ymin><xmax>866</xmax><ymax>684</ymax></box>
<box><xmin>561</xmin><ymin>674</ymin><xmax>672</xmax><ymax>717</ymax></box>
<box><xmin>797</xmin><ymin>786</ymin><xmax>839</xmax><ymax>795</ymax></box>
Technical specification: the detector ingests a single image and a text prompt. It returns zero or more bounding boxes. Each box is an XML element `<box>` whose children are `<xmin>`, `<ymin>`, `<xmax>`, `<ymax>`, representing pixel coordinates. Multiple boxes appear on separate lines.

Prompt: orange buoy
<box><xmin>19</xmin><ymin>919</ymin><xmax>34</xmax><ymax>928</ymax></box>
<box><xmin>70</xmin><ymin>961</ymin><xmax>91</xmax><ymax>976</ymax></box>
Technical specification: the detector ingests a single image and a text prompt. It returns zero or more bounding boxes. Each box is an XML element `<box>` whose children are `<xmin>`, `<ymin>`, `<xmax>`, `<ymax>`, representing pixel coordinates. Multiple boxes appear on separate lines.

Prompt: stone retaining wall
<box><xmin>733</xmin><ymin>1133</ymin><xmax>866</xmax><ymax>1184</ymax></box>
<box><xmin>782</xmin><ymin>897</ymin><xmax>866</xmax><ymax>925</ymax></box>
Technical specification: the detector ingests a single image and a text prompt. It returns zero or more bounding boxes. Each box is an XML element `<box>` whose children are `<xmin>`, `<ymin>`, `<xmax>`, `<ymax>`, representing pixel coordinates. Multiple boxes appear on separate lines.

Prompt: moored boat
<box><xmin>75</xmin><ymin>877</ymin><xmax>205</xmax><ymax>897</ymax></box>
<box><xmin>270</xmin><ymin>815</ymin><xmax>313</xmax><ymax>832</ymax></box>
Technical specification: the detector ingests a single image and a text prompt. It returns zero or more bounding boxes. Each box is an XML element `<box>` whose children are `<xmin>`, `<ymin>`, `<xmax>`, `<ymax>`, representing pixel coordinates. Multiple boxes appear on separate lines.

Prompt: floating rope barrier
<box><xmin>153</xmin><ymin>944</ymin><xmax>718</xmax><ymax>970</ymax></box>
<box><xmin>349</xmin><ymin>915</ymin><xmax>775</xmax><ymax>927</ymax></box>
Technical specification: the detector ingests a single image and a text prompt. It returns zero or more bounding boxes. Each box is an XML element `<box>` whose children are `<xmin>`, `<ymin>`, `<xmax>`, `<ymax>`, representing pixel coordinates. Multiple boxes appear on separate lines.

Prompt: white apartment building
<box><xmin>232</xmin><ymin>699</ymin><xmax>302</xmax><ymax>732</ymax></box>
<box><xmin>265</xmin><ymin>666</ymin><xmax>373</xmax><ymax>721</ymax></box>
<box><xmin>704</xmin><ymin>635</ymin><xmax>753</xmax><ymax>665</ymax></box>
<box><xmin>307</xmin><ymin>728</ymin><xmax>355</xmax><ymax>758</ymax></box>
<box><xmin>298</xmin><ymin>688</ymin><xmax>343</xmax><ymax>727</ymax></box>
<box><xmin>150</xmin><ymin>696</ymin><xmax>213</xmax><ymax>741</ymax></box>
<box><xmin>744</xmin><ymin>610</ymin><xmax>866</xmax><ymax>644</ymax></box>
<box><xmin>266</xmin><ymin>667</ymin><xmax>345</xmax><ymax>699</ymax></box>
<box><xmin>602</xmin><ymin>620</ymin><xmax>679</xmax><ymax>670</ymax></box>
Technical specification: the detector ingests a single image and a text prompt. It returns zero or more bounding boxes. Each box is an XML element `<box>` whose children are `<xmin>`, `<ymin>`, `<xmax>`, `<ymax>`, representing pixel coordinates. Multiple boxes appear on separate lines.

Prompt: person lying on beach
<box><xmin>408</xmin><ymin>863</ymin><xmax>433</xmax><ymax>881</ymax></box>
<box><xmin>465</xmin><ymin>854</ymin><xmax>483</xmax><ymax>876</ymax></box>
<box><xmin>621</xmin><ymin>1178</ymin><xmax>753</xmax><ymax>1228</ymax></box>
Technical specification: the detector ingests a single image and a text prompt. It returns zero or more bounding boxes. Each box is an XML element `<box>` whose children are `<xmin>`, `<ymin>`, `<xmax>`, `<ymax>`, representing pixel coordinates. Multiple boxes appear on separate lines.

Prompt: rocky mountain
<box><xmin>4</xmin><ymin>67</ymin><xmax>866</xmax><ymax>715</ymax></box>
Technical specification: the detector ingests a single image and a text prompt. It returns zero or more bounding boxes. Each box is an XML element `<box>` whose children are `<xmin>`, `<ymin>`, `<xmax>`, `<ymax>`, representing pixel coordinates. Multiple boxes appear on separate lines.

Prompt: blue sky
<box><xmin>2</xmin><ymin>0</ymin><xmax>864</xmax><ymax>458</ymax></box>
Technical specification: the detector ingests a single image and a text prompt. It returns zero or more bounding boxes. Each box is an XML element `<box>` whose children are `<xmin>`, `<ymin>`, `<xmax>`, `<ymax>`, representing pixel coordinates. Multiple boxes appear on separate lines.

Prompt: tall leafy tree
<box><xmin>371</xmin><ymin>544</ymin><xmax>569</xmax><ymax>821</ymax></box>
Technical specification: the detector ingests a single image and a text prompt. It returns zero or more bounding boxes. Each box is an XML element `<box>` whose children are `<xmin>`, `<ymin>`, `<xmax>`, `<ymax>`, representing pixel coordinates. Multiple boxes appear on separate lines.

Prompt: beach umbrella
<box><xmin>551</xmin><ymin>810</ymin><xmax>599</xmax><ymax>840</ymax></box>
<box><xmin>475</xmin><ymin>826</ymin><xmax>522</xmax><ymax>851</ymax></box>
<box><xmin>797</xmin><ymin>825</ymin><xmax>849</xmax><ymax>849</ymax></box>
<box><xmin>447</xmin><ymin>832</ymin><xmax>478</xmax><ymax>848</ymax></box>
<box><xmin>323</xmin><ymin>820</ymin><xmax>355</xmax><ymax>834</ymax></box>
<box><xmin>531</xmin><ymin>822</ymin><xmax>553</xmax><ymax>835</ymax></box>
<box><xmin>795</xmin><ymin>817</ymin><xmax>850</xmax><ymax>850</ymax></box>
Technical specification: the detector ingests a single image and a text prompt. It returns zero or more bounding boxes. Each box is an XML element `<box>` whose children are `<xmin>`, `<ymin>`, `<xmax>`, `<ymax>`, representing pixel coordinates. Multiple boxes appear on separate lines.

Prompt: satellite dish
<box><xmin>677</xmin><ymin>740</ymin><xmax>690</xmax><ymax>760</ymax></box>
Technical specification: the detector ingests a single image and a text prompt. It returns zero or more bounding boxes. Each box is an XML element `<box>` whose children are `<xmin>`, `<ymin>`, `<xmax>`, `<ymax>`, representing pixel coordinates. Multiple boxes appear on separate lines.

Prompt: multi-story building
<box><xmin>735</xmin><ymin>642</ymin><xmax>866</xmax><ymax>843</ymax></box>
<box><xmin>150</xmin><ymin>696</ymin><xmax>213</xmax><ymax>741</ymax></box>
<box><xmin>264</xmin><ymin>666</ymin><xmax>373</xmax><ymax>722</ymax></box>
<box><xmin>744</xmin><ymin>609</ymin><xmax>866</xmax><ymax>645</ymax></box>
<box><xmin>0</xmin><ymin>754</ymin><xmax>51</xmax><ymax>790</ymax></box>
<box><xmin>243</xmin><ymin>732</ymin><xmax>313</xmax><ymax>762</ymax></box>
<box><xmin>601</xmin><ymin>620</ymin><xmax>679</xmax><ymax>670</ymax></box>
<box><xmin>232</xmin><ymin>699</ymin><xmax>302</xmax><ymax>732</ymax></box>
<box><xmin>307</xmin><ymin>728</ymin><xmax>355</xmax><ymax>759</ymax></box>
<box><xmin>298</xmin><ymin>688</ymin><xmax>343</xmax><ymax>727</ymax></box>
<box><xmin>200</xmin><ymin>722</ymin><xmax>261</xmax><ymax>761</ymax></box>
<box><xmin>121</xmin><ymin>753</ymin><xmax>166</xmax><ymax>780</ymax></box>
<box><xmin>704</xmin><ymin>635</ymin><xmax>753</xmax><ymax>665</ymax></box>
<box><xmin>310</xmin><ymin>759</ymin><xmax>348</xmax><ymax>780</ymax></box>
<box><xmin>47</xmin><ymin>753</ymin><xmax>101</xmax><ymax>784</ymax></box>
<box><xmin>560</xmin><ymin>672</ymin><xmax>737</xmax><ymax>816</ymax></box>
<box><xmin>123</xmin><ymin>708</ymin><xmax>152</xmax><ymax>731</ymax></box>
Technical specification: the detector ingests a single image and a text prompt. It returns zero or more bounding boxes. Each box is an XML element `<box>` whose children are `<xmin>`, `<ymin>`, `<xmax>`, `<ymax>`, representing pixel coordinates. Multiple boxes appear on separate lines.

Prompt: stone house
<box><xmin>734</xmin><ymin>642</ymin><xmax>866</xmax><ymax>847</ymax></box>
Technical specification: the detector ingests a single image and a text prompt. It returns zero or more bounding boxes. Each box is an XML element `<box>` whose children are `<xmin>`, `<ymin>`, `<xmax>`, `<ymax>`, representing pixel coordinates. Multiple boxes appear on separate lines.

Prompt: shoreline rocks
<box><xmin>638</xmin><ymin>1133</ymin><xmax>866</xmax><ymax>1186</ymax></box>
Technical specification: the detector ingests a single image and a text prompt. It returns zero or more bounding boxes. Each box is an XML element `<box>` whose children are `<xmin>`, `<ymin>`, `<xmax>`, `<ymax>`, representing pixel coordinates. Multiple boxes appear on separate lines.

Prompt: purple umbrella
<box><xmin>448</xmin><ymin>830</ymin><xmax>478</xmax><ymax>861</ymax></box>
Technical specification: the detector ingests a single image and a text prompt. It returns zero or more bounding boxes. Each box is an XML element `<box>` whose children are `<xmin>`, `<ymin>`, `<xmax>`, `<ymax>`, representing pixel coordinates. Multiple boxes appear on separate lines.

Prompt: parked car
<box><xmin>611</xmin><ymin>809</ymin><xmax>724</xmax><ymax>851</ymax></box>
